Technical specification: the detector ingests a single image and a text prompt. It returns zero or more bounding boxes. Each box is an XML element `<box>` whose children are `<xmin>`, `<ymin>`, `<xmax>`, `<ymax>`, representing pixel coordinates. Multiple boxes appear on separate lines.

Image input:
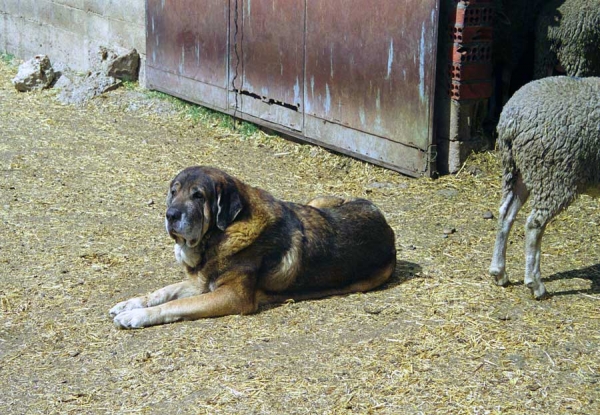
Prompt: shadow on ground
<box><xmin>547</xmin><ymin>263</ymin><xmax>600</xmax><ymax>296</ymax></box>
<box><xmin>385</xmin><ymin>259</ymin><xmax>422</xmax><ymax>288</ymax></box>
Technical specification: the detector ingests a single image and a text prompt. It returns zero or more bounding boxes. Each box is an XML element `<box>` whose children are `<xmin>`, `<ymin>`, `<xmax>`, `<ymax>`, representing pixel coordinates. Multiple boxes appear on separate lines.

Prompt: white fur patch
<box><xmin>174</xmin><ymin>243</ymin><xmax>201</xmax><ymax>268</ymax></box>
<box><xmin>113</xmin><ymin>308</ymin><xmax>154</xmax><ymax>329</ymax></box>
<box><xmin>263</xmin><ymin>231</ymin><xmax>303</xmax><ymax>291</ymax></box>
<box><xmin>109</xmin><ymin>297</ymin><xmax>146</xmax><ymax>317</ymax></box>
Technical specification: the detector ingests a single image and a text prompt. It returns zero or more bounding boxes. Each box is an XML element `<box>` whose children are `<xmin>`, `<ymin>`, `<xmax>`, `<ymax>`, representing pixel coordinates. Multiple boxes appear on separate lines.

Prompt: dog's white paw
<box><xmin>109</xmin><ymin>297</ymin><xmax>146</xmax><ymax>317</ymax></box>
<box><xmin>113</xmin><ymin>308</ymin><xmax>155</xmax><ymax>329</ymax></box>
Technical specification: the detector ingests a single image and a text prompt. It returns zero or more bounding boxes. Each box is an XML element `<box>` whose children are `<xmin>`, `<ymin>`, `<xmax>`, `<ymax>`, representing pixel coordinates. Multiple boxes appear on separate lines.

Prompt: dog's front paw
<box><xmin>109</xmin><ymin>297</ymin><xmax>146</xmax><ymax>317</ymax></box>
<box><xmin>113</xmin><ymin>308</ymin><xmax>156</xmax><ymax>329</ymax></box>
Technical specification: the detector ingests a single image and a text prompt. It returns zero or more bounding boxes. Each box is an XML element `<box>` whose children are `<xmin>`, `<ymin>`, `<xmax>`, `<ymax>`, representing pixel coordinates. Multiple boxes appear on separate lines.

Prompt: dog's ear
<box><xmin>216</xmin><ymin>180</ymin><xmax>243</xmax><ymax>231</ymax></box>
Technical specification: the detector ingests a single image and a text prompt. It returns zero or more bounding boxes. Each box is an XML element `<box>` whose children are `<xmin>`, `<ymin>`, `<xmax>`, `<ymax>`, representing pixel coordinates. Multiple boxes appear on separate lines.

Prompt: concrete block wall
<box><xmin>0</xmin><ymin>0</ymin><xmax>145</xmax><ymax>81</ymax></box>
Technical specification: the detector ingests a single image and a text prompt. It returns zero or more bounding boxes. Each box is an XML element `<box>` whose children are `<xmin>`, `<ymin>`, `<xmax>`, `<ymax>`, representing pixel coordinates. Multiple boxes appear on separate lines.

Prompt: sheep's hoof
<box><xmin>490</xmin><ymin>268</ymin><xmax>509</xmax><ymax>287</ymax></box>
<box><xmin>527</xmin><ymin>282</ymin><xmax>549</xmax><ymax>300</ymax></box>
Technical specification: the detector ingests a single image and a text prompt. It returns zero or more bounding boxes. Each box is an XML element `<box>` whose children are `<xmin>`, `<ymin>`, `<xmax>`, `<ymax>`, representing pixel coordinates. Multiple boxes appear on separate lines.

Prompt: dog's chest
<box><xmin>174</xmin><ymin>243</ymin><xmax>202</xmax><ymax>268</ymax></box>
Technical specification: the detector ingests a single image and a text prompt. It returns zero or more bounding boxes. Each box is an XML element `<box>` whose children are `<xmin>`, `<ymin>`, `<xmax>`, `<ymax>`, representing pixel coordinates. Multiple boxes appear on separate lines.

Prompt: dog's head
<box><xmin>165</xmin><ymin>166</ymin><xmax>243</xmax><ymax>248</ymax></box>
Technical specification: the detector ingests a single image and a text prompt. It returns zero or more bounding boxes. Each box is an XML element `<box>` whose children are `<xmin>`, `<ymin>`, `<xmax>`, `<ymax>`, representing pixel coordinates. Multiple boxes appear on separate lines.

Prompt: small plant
<box><xmin>145</xmin><ymin>89</ymin><xmax>179</xmax><ymax>103</ymax></box>
<box><xmin>237</xmin><ymin>121</ymin><xmax>259</xmax><ymax>137</ymax></box>
<box><xmin>143</xmin><ymin>88</ymin><xmax>263</xmax><ymax>138</ymax></box>
<box><xmin>122</xmin><ymin>81</ymin><xmax>138</xmax><ymax>91</ymax></box>
<box><xmin>0</xmin><ymin>53</ymin><xmax>15</xmax><ymax>64</ymax></box>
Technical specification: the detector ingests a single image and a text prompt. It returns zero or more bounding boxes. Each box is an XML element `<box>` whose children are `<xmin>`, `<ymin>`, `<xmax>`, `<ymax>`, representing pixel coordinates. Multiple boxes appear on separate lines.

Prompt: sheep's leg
<box><xmin>524</xmin><ymin>209</ymin><xmax>552</xmax><ymax>299</ymax></box>
<box><xmin>490</xmin><ymin>178</ymin><xmax>529</xmax><ymax>286</ymax></box>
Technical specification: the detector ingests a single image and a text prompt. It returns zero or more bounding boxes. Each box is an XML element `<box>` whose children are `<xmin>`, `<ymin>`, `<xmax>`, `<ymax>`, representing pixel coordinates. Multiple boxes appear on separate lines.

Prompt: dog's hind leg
<box><xmin>258</xmin><ymin>260</ymin><xmax>396</xmax><ymax>305</ymax></box>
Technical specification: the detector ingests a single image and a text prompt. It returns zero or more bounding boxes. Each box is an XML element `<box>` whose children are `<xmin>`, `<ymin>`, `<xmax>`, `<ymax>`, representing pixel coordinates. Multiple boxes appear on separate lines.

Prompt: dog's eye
<box><xmin>170</xmin><ymin>189</ymin><xmax>176</xmax><ymax>197</ymax></box>
<box><xmin>193</xmin><ymin>192</ymin><xmax>204</xmax><ymax>202</ymax></box>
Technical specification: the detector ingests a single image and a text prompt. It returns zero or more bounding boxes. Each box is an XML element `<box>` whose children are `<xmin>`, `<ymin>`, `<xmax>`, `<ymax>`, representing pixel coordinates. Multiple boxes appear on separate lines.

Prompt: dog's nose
<box><xmin>166</xmin><ymin>207</ymin><xmax>182</xmax><ymax>222</ymax></box>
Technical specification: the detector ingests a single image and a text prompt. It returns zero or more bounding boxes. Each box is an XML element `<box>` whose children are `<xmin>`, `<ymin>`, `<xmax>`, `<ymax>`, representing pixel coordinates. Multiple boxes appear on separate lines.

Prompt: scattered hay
<box><xmin>0</xmin><ymin>60</ymin><xmax>598</xmax><ymax>414</ymax></box>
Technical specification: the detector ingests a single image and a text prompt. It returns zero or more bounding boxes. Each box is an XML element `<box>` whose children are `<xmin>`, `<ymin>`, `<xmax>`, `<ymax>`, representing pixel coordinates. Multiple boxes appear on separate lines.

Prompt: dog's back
<box><xmin>268</xmin><ymin>198</ymin><xmax>396</xmax><ymax>294</ymax></box>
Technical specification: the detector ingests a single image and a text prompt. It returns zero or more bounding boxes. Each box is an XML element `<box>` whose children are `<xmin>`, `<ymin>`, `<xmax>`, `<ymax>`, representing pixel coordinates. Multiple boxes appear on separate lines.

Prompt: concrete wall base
<box><xmin>0</xmin><ymin>1</ymin><xmax>146</xmax><ymax>85</ymax></box>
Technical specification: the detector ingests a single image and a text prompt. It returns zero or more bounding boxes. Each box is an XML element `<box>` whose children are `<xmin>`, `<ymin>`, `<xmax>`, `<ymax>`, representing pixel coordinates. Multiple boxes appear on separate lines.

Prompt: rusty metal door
<box><xmin>146</xmin><ymin>0</ymin><xmax>440</xmax><ymax>177</ymax></box>
<box><xmin>304</xmin><ymin>1</ymin><xmax>439</xmax><ymax>175</ymax></box>
<box><xmin>229</xmin><ymin>0</ymin><xmax>304</xmax><ymax>131</ymax></box>
<box><xmin>146</xmin><ymin>0</ymin><xmax>230</xmax><ymax>110</ymax></box>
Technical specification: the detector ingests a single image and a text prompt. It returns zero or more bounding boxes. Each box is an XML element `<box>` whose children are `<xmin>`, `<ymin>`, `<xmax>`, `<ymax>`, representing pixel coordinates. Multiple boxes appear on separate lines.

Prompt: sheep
<box><xmin>489</xmin><ymin>76</ymin><xmax>600</xmax><ymax>299</ymax></box>
<box><xmin>535</xmin><ymin>0</ymin><xmax>600</xmax><ymax>78</ymax></box>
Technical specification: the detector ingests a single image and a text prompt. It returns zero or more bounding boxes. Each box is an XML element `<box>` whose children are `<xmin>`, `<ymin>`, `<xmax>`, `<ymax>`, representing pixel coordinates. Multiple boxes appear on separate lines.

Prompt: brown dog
<box><xmin>109</xmin><ymin>166</ymin><xmax>396</xmax><ymax>329</ymax></box>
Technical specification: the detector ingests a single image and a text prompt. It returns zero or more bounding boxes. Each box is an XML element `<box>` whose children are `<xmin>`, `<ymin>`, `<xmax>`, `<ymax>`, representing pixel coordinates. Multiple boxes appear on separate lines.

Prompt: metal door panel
<box><xmin>147</xmin><ymin>0</ymin><xmax>229</xmax><ymax>108</ymax></box>
<box><xmin>146</xmin><ymin>65</ymin><xmax>228</xmax><ymax>111</ymax></box>
<box><xmin>304</xmin><ymin>115</ymin><xmax>428</xmax><ymax>176</ymax></box>
<box><xmin>232</xmin><ymin>93</ymin><xmax>303</xmax><ymax>131</ymax></box>
<box><xmin>305</xmin><ymin>0</ymin><xmax>439</xmax><ymax>151</ymax></box>
<box><xmin>145</xmin><ymin>0</ymin><xmax>440</xmax><ymax>176</ymax></box>
<box><xmin>229</xmin><ymin>0</ymin><xmax>304</xmax><ymax>130</ymax></box>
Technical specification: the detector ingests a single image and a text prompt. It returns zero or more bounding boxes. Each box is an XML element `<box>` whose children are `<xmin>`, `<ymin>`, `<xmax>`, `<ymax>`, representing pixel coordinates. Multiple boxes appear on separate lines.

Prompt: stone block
<box><xmin>2</xmin><ymin>15</ymin><xmax>19</xmax><ymax>53</ymax></box>
<box><xmin>56</xmin><ymin>70</ymin><xmax>121</xmax><ymax>105</ymax></box>
<box><xmin>0</xmin><ymin>14</ymin><xmax>6</xmax><ymax>53</ymax></box>
<box><xmin>86</xmin><ymin>12</ymin><xmax>110</xmax><ymax>42</ymax></box>
<box><xmin>52</xmin><ymin>0</ymin><xmax>85</xmax><ymax>9</ymax></box>
<box><xmin>12</xmin><ymin>54</ymin><xmax>55</xmax><ymax>91</ymax></box>
<box><xmin>94</xmin><ymin>46</ymin><xmax>139</xmax><ymax>81</ymax></box>
<box><xmin>1</xmin><ymin>0</ymin><xmax>22</xmax><ymax>16</ymax></box>
<box><xmin>138</xmin><ymin>55</ymin><xmax>147</xmax><ymax>88</ymax></box>
<box><xmin>46</xmin><ymin>3</ymin><xmax>87</xmax><ymax>36</ymax></box>
<box><xmin>83</xmin><ymin>0</ymin><xmax>105</xmax><ymax>16</ymax></box>
<box><xmin>108</xmin><ymin>18</ymin><xmax>145</xmax><ymax>52</ymax></box>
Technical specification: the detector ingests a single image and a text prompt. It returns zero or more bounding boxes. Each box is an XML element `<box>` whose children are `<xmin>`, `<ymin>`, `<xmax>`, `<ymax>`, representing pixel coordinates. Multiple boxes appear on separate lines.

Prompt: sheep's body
<box><xmin>490</xmin><ymin>76</ymin><xmax>600</xmax><ymax>298</ymax></box>
<box><xmin>535</xmin><ymin>0</ymin><xmax>600</xmax><ymax>78</ymax></box>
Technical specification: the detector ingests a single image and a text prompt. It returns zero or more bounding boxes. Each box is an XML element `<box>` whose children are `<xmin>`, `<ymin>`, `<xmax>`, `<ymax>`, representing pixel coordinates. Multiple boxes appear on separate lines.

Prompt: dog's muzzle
<box><xmin>166</xmin><ymin>207</ymin><xmax>182</xmax><ymax>235</ymax></box>
<box><xmin>165</xmin><ymin>207</ymin><xmax>201</xmax><ymax>248</ymax></box>
<box><xmin>166</xmin><ymin>207</ymin><xmax>182</xmax><ymax>223</ymax></box>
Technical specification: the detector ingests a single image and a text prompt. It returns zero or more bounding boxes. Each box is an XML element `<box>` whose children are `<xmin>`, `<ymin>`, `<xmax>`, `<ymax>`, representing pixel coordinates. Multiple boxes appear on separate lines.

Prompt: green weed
<box><xmin>122</xmin><ymin>81</ymin><xmax>138</xmax><ymax>91</ymax></box>
<box><xmin>143</xmin><ymin>88</ymin><xmax>264</xmax><ymax>138</ymax></box>
<box><xmin>0</xmin><ymin>53</ymin><xmax>15</xmax><ymax>64</ymax></box>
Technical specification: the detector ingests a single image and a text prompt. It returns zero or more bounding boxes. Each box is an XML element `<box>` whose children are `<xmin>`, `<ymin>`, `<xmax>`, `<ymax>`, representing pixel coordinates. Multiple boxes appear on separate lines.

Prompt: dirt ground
<box><xmin>1</xmin><ymin>58</ymin><xmax>599</xmax><ymax>415</ymax></box>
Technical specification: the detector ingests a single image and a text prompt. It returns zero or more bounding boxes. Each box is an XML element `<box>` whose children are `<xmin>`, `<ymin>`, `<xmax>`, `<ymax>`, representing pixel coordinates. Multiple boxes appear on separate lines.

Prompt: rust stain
<box><xmin>147</xmin><ymin>0</ymin><xmax>229</xmax><ymax>87</ymax></box>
